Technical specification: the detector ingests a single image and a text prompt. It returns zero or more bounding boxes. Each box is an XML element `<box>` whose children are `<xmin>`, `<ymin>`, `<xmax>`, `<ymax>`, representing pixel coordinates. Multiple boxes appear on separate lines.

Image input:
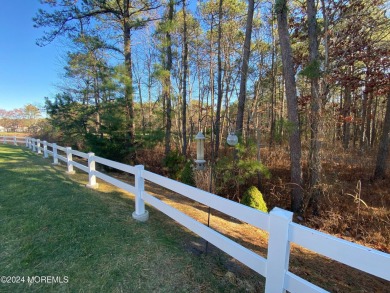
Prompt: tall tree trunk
<box><xmin>196</xmin><ymin>29</ymin><xmax>203</xmax><ymax>133</ymax></box>
<box><xmin>93</xmin><ymin>74</ymin><xmax>102</xmax><ymax>138</ymax></box>
<box><xmin>123</xmin><ymin>22</ymin><xmax>135</xmax><ymax>145</ymax></box>
<box><xmin>307</xmin><ymin>0</ymin><xmax>322</xmax><ymax>216</ymax></box>
<box><xmin>361</xmin><ymin>63</ymin><xmax>371</xmax><ymax>148</ymax></box>
<box><xmin>366</xmin><ymin>92</ymin><xmax>373</xmax><ymax>146</ymax></box>
<box><xmin>353</xmin><ymin>113</ymin><xmax>358</xmax><ymax>148</ymax></box>
<box><xmin>215</xmin><ymin>0</ymin><xmax>223</xmax><ymax>158</ymax></box>
<box><xmin>137</xmin><ymin>77</ymin><xmax>146</xmax><ymax>137</ymax></box>
<box><xmin>147</xmin><ymin>48</ymin><xmax>153</xmax><ymax>133</ymax></box>
<box><xmin>236</xmin><ymin>0</ymin><xmax>255</xmax><ymax>138</ymax></box>
<box><xmin>275</xmin><ymin>0</ymin><xmax>304</xmax><ymax>213</ymax></box>
<box><xmin>371</xmin><ymin>94</ymin><xmax>378</xmax><ymax>147</ymax></box>
<box><xmin>269</xmin><ymin>16</ymin><xmax>277</xmax><ymax>147</ymax></box>
<box><xmin>373</xmin><ymin>93</ymin><xmax>390</xmax><ymax>180</ymax></box>
<box><xmin>343</xmin><ymin>82</ymin><xmax>352</xmax><ymax>149</ymax></box>
<box><xmin>360</xmin><ymin>85</ymin><xmax>368</xmax><ymax>148</ymax></box>
<box><xmin>182</xmin><ymin>0</ymin><xmax>188</xmax><ymax>157</ymax></box>
<box><xmin>332</xmin><ymin>95</ymin><xmax>337</xmax><ymax>144</ymax></box>
<box><xmin>222</xmin><ymin>62</ymin><xmax>231</xmax><ymax>141</ymax></box>
<box><xmin>320</xmin><ymin>0</ymin><xmax>329</xmax><ymax>105</ymax></box>
<box><xmin>279</xmin><ymin>76</ymin><xmax>285</xmax><ymax>140</ymax></box>
<box><xmin>209</xmin><ymin>15</ymin><xmax>215</xmax><ymax>166</ymax></box>
<box><xmin>164</xmin><ymin>0</ymin><xmax>174</xmax><ymax>156</ymax></box>
<box><xmin>123</xmin><ymin>1</ymin><xmax>135</xmax><ymax>156</ymax></box>
<box><xmin>337</xmin><ymin>88</ymin><xmax>343</xmax><ymax>141</ymax></box>
<box><xmin>247</xmin><ymin>72</ymin><xmax>262</xmax><ymax>138</ymax></box>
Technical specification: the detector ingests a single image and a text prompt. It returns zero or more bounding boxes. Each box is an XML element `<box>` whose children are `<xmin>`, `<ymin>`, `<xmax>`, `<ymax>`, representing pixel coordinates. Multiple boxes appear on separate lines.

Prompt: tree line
<box><xmin>33</xmin><ymin>0</ymin><xmax>389</xmax><ymax>215</ymax></box>
<box><xmin>0</xmin><ymin>105</ymin><xmax>42</xmax><ymax>133</ymax></box>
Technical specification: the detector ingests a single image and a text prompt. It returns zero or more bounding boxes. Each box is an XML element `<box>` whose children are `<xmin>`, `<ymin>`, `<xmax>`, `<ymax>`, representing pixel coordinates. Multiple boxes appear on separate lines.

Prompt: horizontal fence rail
<box><xmin>284</xmin><ymin>272</ymin><xmax>328</xmax><ymax>293</ymax></box>
<box><xmin>57</xmin><ymin>154</ymin><xmax>67</xmax><ymax>163</ymax></box>
<box><xmin>70</xmin><ymin>161</ymin><xmax>89</xmax><ymax>173</ymax></box>
<box><xmin>289</xmin><ymin>223</ymin><xmax>390</xmax><ymax>281</ymax></box>
<box><xmin>94</xmin><ymin>156</ymin><xmax>136</xmax><ymax>174</ymax></box>
<box><xmin>143</xmin><ymin>170</ymin><xmax>270</xmax><ymax>231</ymax></box>
<box><xmin>1</xmin><ymin>135</ymin><xmax>26</xmax><ymax>145</ymax></box>
<box><xmin>93</xmin><ymin>170</ymin><xmax>136</xmax><ymax>195</ymax></box>
<box><xmin>71</xmin><ymin>149</ymin><xmax>89</xmax><ymax>159</ymax></box>
<box><xmin>57</xmin><ymin>145</ymin><xmax>66</xmax><ymax>152</ymax></box>
<box><xmin>1</xmin><ymin>135</ymin><xmax>389</xmax><ymax>293</ymax></box>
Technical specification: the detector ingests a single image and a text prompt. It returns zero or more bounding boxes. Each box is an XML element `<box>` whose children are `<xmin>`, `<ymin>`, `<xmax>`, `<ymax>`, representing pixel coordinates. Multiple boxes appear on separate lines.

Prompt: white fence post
<box><xmin>132</xmin><ymin>165</ymin><xmax>149</xmax><ymax>222</ymax></box>
<box><xmin>66</xmin><ymin>147</ymin><xmax>75</xmax><ymax>174</ymax></box>
<box><xmin>32</xmin><ymin>139</ymin><xmax>36</xmax><ymax>152</ymax></box>
<box><xmin>52</xmin><ymin>143</ymin><xmax>59</xmax><ymax>165</ymax></box>
<box><xmin>86</xmin><ymin>152</ymin><xmax>98</xmax><ymax>189</ymax></box>
<box><xmin>37</xmin><ymin>139</ymin><xmax>41</xmax><ymax>154</ymax></box>
<box><xmin>265</xmin><ymin>207</ymin><xmax>293</xmax><ymax>293</ymax></box>
<box><xmin>25</xmin><ymin>137</ymin><xmax>29</xmax><ymax>147</ymax></box>
<box><xmin>28</xmin><ymin>138</ymin><xmax>32</xmax><ymax>149</ymax></box>
<box><xmin>43</xmin><ymin>141</ymin><xmax>48</xmax><ymax>158</ymax></box>
<box><xmin>2</xmin><ymin>136</ymin><xmax>5</xmax><ymax>144</ymax></box>
<box><xmin>14</xmin><ymin>136</ymin><xmax>17</xmax><ymax>145</ymax></box>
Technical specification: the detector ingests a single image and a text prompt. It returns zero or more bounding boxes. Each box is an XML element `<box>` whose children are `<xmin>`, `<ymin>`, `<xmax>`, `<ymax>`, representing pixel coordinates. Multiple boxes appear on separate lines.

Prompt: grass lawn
<box><xmin>0</xmin><ymin>144</ymin><xmax>260</xmax><ymax>292</ymax></box>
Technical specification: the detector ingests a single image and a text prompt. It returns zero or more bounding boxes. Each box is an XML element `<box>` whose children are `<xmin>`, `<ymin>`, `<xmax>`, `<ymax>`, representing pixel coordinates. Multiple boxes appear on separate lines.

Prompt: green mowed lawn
<box><xmin>0</xmin><ymin>144</ymin><xmax>259</xmax><ymax>292</ymax></box>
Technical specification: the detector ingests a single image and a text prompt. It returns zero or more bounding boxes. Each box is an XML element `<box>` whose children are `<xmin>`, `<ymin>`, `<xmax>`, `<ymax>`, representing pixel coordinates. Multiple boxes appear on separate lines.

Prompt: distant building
<box><xmin>0</xmin><ymin>125</ymin><xmax>5</xmax><ymax>132</ymax></box>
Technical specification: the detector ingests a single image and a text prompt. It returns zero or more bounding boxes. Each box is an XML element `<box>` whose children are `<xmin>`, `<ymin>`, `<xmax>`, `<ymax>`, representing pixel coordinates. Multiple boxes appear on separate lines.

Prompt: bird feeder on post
<box><xmin>195</xmin><ymin>131</ymin><xmax>206</xmax><ymax>170</ymax></box>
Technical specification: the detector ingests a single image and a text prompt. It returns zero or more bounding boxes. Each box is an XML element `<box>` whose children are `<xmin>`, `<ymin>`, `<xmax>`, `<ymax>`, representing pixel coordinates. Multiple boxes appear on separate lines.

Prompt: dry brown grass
<box><xmin>261</xmin><ymin>143</ymin><xmax>390</xmax><ymax>254</ymax></box>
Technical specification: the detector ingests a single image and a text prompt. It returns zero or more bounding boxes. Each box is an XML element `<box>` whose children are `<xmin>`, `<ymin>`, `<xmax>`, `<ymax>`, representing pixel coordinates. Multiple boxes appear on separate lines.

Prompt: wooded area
<box><xmin>2</xmin><ymin>0</ymin><xmax>389</xmax><ymax>249</ymax></box>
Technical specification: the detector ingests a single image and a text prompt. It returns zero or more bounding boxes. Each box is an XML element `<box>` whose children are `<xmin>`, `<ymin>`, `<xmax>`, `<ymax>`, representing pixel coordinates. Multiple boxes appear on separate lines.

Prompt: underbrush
<box><xmin>263</xmin><ymin>144</ymin><xmax>390</xmax><ymax>252</ymax></box>
<box><xmin>140</xmin><ymin>142</ymin><xmax>390</xmax><ymax>252</ymax></box>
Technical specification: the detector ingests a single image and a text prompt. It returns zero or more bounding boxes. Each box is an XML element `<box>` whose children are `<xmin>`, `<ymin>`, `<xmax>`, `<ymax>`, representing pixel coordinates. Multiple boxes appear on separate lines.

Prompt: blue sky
<box><xmin>0</xmin><ymin>0</ymin><xmax>64</xmax><ymax>111</ymax></box>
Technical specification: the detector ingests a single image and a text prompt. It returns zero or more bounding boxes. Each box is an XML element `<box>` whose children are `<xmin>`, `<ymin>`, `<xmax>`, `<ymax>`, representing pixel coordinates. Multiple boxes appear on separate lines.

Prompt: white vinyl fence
<box><xmin>2</xmin><ymin>136</ymin><xmax>390</xmax><ymax>292</ymax></box>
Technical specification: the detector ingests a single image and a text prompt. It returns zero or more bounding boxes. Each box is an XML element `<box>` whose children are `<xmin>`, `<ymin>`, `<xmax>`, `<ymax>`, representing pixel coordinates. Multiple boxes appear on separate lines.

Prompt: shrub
<box><xmin>215</xmin><ymin>140</ymin><xmax>271</xmax><ymax>200</ymax></box>
<box><xmin>180</xmin><ymin>161</ymin><xmax>195</xmax><ymax>186</ymax></box>
<box><xmin>163</xmin><ymin>150</ymin><xmax>185</xmax><ymax>180</ymax></box>
<box><xmin>241</xmin><ymin>186</ymin><xmax>268</xmax><ymax>213</ymax></box>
